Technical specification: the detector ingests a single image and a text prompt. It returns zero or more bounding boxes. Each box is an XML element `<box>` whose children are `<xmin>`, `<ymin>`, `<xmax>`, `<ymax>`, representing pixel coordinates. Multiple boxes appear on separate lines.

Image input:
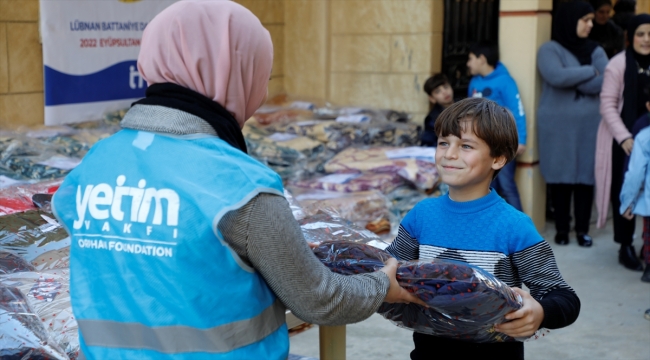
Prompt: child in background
<box><xmin>620</xmin><ymin>99</ymin><xmax>650</xmax><ymax>283</ymax></box>
<box><xmin>467</xmin><ymin>41</ymin><xmax>527</xmax><ymax>211</ymax></box>
<box><xmin>421</xmin><ymin>74</ymin><xmax>455</xmax><ymax>147</ymax></box>
<box><xmin>386</xmin><ymin>98</ymin><xmax>580</xmax><ymax>360</ymax></box>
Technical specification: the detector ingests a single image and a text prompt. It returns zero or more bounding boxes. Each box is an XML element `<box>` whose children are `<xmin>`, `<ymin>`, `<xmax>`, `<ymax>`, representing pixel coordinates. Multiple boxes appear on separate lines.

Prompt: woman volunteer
<box><xmin>52</xmin><ymin>1</ymin><xmax>422</xmax><ymax>359</ymax></box>
<box><xmin>595</xmin><ymin>14</ymin><xmax>650</xmax><ymax>272</ymax></box>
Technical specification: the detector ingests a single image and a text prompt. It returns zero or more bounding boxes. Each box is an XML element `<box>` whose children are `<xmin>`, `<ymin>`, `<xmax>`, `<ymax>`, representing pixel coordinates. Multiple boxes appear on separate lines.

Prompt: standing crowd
<box><xmin>422</xmin><ymin>0</ymin><xmax>650</xmax><ymax>283</ymax></box>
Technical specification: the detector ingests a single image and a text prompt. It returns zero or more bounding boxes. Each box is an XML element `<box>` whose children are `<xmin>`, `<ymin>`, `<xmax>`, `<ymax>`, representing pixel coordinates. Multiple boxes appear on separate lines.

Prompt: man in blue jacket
<box><xmin>467</xmin><ymin>41</ymin><xmax>527</xmax><ymax>211</ymax></box>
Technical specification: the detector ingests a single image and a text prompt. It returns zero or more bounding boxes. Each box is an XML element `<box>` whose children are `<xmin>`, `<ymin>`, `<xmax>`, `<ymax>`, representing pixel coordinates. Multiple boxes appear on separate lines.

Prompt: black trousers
<box><xmin>548</xmin><ymin>183</ymin><xmax>594</xmax><ymax>235</ymax></box>
<box><xmin>410</xmin><ymin>332</ymin><xmax>524</xmax><ymax>360</ymax></box>
<box><xmin>611</xmin><ymin>140</ymin><xmax>636</xmax><ymax>245</ymax></box>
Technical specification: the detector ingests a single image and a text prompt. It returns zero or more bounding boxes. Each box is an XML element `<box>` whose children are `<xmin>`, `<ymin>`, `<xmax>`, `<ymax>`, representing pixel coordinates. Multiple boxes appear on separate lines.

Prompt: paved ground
<box><xmin>289</xmin><ymin>216</ymin><xmax>650</xmax><ymax>359</ymax></box>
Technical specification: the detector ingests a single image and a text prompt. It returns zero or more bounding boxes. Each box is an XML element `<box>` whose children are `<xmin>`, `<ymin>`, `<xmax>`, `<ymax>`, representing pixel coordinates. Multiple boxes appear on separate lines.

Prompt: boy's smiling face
<box><xmin>435</xmin><ymin>120</ymin><xmax>506</xmax><ymax>201</ymax></box>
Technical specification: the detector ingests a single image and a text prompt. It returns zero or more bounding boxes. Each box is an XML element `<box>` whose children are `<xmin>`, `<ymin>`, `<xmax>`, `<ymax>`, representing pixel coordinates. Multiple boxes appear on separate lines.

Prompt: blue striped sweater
<box><xmin>386</xmin><ymin>189</ymin><xmax>580</xmax><ymax>356</ymax></box>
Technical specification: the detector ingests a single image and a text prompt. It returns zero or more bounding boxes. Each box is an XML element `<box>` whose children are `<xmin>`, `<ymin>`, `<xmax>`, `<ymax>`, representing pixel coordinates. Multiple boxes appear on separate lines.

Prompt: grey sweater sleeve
<box><xmin>217</xmin><ymin>192</ymin><xmax>390</xmax><ymax>326</ymax></box>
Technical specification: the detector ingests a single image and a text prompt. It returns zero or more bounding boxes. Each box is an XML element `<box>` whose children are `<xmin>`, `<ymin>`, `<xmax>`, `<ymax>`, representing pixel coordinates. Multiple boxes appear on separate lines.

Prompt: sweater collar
<box><xmin>442</xmin><ymin>188</ymin><xmax>502</xmax><ymax>213</ymax></box>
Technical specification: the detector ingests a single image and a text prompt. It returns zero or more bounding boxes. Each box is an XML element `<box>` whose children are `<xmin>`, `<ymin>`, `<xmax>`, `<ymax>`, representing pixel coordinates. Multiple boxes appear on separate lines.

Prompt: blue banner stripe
<box><xmin>44</xmin><ymin>61</ymin><xmax>147</xmax><ymax>106</ymax></box>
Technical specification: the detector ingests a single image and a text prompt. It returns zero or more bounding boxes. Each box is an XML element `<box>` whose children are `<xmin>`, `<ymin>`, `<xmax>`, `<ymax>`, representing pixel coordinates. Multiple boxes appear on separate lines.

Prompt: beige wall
<box><xmin>285</xmin><ymin>0</ymin><xmax>444</xmax><ymax>124</ymax></box>
<box><xmin>499</xmin><ymin>0</ymin><xmax>552</xmax><ymax>232</ymax></box>
<box><xmin>0</xmin><ymin>0</ymin><xmax>284</xmax><ymax>129</ymax></box>
<box><xmin>0</xmin><ymin>0</ymin><xmax>43</xmax><ymax>129</ymax></box>
<box><xmin>236</xmin><ymin>0</ymin><xmax>286</xmax><ymax>98</ymax></box>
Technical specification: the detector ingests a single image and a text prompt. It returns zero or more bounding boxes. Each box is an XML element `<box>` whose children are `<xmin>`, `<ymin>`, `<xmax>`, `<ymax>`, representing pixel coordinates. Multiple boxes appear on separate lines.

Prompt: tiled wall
<box><xmin>0</xmin><ymin>0</ymin><xmax>43</xmax><ymax>128</ymax></box>
<box><xmin>285</xmin><ymin>0</ymin><xmax>443</xmax><ymax>124</ymax></box>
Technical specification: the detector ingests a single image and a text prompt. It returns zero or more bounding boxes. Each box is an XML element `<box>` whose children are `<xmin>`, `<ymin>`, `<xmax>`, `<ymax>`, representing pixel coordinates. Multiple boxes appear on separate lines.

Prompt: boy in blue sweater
<box><xmin>386</xmin><ymin>98</ymin><xmax>580</xmax><ymax>360</ymax></box>
<box><xmin>467</xmin><ymin>41</ymin><xmax>526</xmax><ymax>211</ymax></box>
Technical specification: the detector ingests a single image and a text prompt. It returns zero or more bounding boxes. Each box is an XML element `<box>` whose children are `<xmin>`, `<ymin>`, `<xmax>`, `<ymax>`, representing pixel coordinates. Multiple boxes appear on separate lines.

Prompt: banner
<box><xmin>40</xmin><ymin>0</ymin><xmax>177</xmax><ymax>125</ymax></box>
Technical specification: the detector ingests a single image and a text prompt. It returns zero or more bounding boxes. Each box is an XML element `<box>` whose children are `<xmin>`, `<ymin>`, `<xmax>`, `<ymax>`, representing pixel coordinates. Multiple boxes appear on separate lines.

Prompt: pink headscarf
<box><xmin>137</xmin><ymin>0</ymin><xmax>273</xmax><ymax>126</ymax></box>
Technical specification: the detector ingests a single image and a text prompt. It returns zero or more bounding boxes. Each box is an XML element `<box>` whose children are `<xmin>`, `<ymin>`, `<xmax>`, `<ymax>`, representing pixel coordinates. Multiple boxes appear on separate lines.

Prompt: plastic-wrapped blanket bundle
<box><xmin>378</xmin><ymin>260</ymin><xmax>523</xmax><ymax>343</ymax></box>
<box><xmin>299</xmin><ymin>212</ymin><xmax>389</xmax><ymax>249</ymax></box>
<box><xmin>0</xmin><ymin>210</ymin><xmax>71</xmax><ymax>262</ymax></box>
<box><xmin>290</xmin><ymin>172</ymin><xmax>405</xmax><ymax>195</ymax></box>
<box><xmin>324</xmin><ymin>147</ymin><xmax>439</xmax><ymax>191</ymax></box>
<box><xmin>243</xmin><ymin>123</ymin><xmax>328</xmax><ymax>180</ymax></box>
<box><xmin>312</xmin><ymin>241</ymin><xmax>524</xmax><ymax>343</ymax></box>
<box><xmin>0</xmin><ymin>179</ymin><xmax>62</xmax><ymax>216</ymax></box>
<box><xmin>0</xmin><ymin>270</ymin><xmax>79</xmax><ymax>359</ymax></box>
<box><xmin>0</xmin><ymin>286</ymin><xmax>68</xmax><ymax>360</ymax></box>
<box><xmin>288</xmin><ymin>187</ymin><xmax>396</xmax><ymax>235</ymax></box>
<box><xmin>0</xmin><ymin>251</ymin><xmax>36</xmax><ymax>274</ymax></box>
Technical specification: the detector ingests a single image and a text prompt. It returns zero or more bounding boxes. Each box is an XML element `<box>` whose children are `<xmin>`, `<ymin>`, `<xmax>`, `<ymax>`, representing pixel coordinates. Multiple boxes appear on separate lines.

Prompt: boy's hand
<box><xmin>494</xmin><ymin>287</ymin><xmax>544</xmax><ymax>338</ymax></box>
<box><xmin>380</xmin><ymin>258</ymin><xmax>429</xmax><ymax>308</ymax></box>
<box><xmin>623</xmin><ymin>207</ymin><xmax>634</xmax><ymax>220</ymax></box>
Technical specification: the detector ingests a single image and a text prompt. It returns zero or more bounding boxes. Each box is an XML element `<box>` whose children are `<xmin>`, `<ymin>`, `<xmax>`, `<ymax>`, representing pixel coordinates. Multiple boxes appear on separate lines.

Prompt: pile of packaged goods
<box><xmin>0</xmin><ymin>99</ymin><xmax>443</xmax><ymax>356</ymax></box>
<box><xmin>244</xmin><ymin>97</ymin><xmax>447</xmax><ymax>236</ymax></box>
<box><xmin>0</xmin><ymin>113</ymin><xmax>122</xmax><ymax>359</ymax></box>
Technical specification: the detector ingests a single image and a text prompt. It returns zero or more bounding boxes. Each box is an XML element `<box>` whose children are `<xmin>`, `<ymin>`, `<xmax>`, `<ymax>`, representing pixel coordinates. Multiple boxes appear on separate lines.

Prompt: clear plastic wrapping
<box><xmin>0</xmin><ymin>179</ymin><xmax>63</xmax><ymax>216</ymax></box>
<box><xmin>323</xmin><ymin>147</ymin><xmax>439</xmax><ymax>191</ymax></box>
<box><xmin>0</xmin><ymin>270</ymin><xmax>78</xmax><ymax>359</ymax></box>
<box><xmin>284</xmin><ymin>188</ymin><xmax>306</xmax><ymax>221</ymax></box>
<box><xmin>290</xmin><ymin>172</ymin><xmax>405</xmax><ymax>195</ymax></box>
<box><xmin>378</xmin><ymin>259</ymin><xmax>523</xmax><ymax>343</ymax></box>
<box><xmin>30</xmin><ymin>248</ymin><xmax>70</xmax><ymax>272</ymax></box>
<box><xmin>312</xmin><ymin>241</ymin><xmax>524</xmax><ymax>343</ymax></box>
<box><xmin>0</xmin><ymin>210</ymin><xmax>71</xmax><ymax>262</ymax></box>
<box><xmin>312</xmin><ymin>241</ymin><xmax>391</xmax><ymax>274</ymax></box>
<box><xmin>0</xmin><ymin>251</ymin><xmax>36</xmax><ymax>274</ymax></box>
<box><xmin>299</xmin><ymin>212</ymin><xmax>389</xmax><ymax>249</ymax></box>
<box><xmin>0</xmin><ymin>285</ymin><xmax>69</xmax><ymax>360</ymax></box>
<box><xmin>251</xmin><ymin>107</ymin><xmax>315</xmax><ymax>127</ymax></box>
<box><xmin>288</xmin><ymin>187</ymin><xmax>396</xmax><ymax>235</ymax></box>
<box><xmin>0</xmin><ymin>134</ymin><xmax>75</xmax><ymax>181</ymax></box>
<box><xmin>243</xmin><ymin>123</ymin><xmax>328</xmax><ymax>180</ymax></box>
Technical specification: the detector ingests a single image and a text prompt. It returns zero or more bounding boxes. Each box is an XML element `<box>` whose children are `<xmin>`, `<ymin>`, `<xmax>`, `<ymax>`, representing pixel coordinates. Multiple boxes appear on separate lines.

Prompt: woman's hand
<box><xmin>621</xmin><ymin>138</ymin><xmax>634</xmax><ymax>156</ymax></box>
<box><xmin>380</xmin><ymin>258</ymin><xmax>429</xmax><ymax>307</ymax></box>
<box><xmin>494</xmin><ymin>287</ymin><xmax>544</xmax><ymax>338</ymax></box>
<box><xmin>623</xmin><ymin>207</ymin><xmax>635</xmax><ymax>220</ymax></box>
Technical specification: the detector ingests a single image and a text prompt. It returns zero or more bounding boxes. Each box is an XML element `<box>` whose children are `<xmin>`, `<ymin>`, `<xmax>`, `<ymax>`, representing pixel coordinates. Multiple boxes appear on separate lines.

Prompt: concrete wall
<box><xmin>0</xmin><ymin>0</ymin><xmax>43</xmax><ymax>128</ymax></box>
<box><xmin>285</xmin><ymin>0</ymin><xmax>444</xmax><ymax>125</ymax></box>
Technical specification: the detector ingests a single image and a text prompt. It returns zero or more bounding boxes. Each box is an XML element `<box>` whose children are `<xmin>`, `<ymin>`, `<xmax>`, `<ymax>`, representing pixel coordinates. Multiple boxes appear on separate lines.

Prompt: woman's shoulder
<box><xmin>607</xmin><ymin>51</ymin><xmax>627</xmax><ymax>69</ymax></box>
<box><xmin>538</xmin><ymin>40</ymin><xmax>562</xmax><ymax>53</ymax></box>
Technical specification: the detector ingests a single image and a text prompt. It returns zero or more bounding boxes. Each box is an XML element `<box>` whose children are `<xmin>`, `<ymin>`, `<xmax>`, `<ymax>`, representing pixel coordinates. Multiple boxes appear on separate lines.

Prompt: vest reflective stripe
<box><xmin>78</xmin><ymin>299</ymin><xmax>285</xmax><ymax>353</ymax></box>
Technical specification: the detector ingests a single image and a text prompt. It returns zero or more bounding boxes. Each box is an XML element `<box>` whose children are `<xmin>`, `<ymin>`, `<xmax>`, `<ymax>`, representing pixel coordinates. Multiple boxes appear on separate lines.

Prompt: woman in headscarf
<box><xmin>589</xmin><ymin>0</ymin><xmax>624</xmax><ymax>58</ymax></box>
<box><xmin>51</xmin><ymin>1</ymin><xmax>422</xmax><ymax>359</ymax></box>
<box><xmin>595</xmin><ymin>14</ymin><xmax>650</xmax><ymax>272</ymax></box>
<box><xmin>537</xmin><ymin>2</ymin><xmax>607</xmax><ymax>247</ymax></box>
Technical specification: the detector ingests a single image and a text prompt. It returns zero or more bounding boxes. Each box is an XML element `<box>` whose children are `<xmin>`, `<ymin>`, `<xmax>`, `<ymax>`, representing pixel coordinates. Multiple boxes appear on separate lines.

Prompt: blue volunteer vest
<box><xmin>53</xmin><ymin>129</ymin><xmax>289</xmax><ymax>360</ymax></box>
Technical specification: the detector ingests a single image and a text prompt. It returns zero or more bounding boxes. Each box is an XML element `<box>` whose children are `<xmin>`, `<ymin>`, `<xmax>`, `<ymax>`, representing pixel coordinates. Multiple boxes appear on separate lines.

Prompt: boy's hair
<box><xmin>423</xmin><ymin>73</ymin><xmax>450</xmax><ymax>96</ymax></box>
<box><xmin>434</xmin><ymin>97</ymin><xmax>518</xmax><ymax>168</ymax></box>
<box><xmin>469</xmin><ymin>41</ymin><xmax>499</xmax><ymax>67</ymax></box>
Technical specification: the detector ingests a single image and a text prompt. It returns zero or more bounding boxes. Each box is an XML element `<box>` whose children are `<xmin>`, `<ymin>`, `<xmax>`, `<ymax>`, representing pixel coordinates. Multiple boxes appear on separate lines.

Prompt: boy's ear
<box><xmin>428</xmin><ymin>95</ymin><xmax>437</xmax><ymax>104</ymax></box>
<box><xmin>478</xmin><ymin>54</ymin><xmax>488</xmax><ymax>66</ymax></box>
<box><xmin>646</xmin><ymin>101</ymin><xmax>650</xmax><ymax>112</ymax></box>
<box><xmin>491</xmin><ymin>155</ymin><xmax>507</xmax><ymax>171</ymax></box>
